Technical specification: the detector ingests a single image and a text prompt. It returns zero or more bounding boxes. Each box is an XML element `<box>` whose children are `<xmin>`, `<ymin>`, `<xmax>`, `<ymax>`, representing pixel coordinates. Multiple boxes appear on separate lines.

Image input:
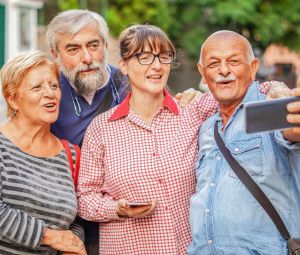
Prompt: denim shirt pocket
<box><xmin>227</xmin><ymin>136</ymin><xmax>263</xmax><ymax>179</ymax></box>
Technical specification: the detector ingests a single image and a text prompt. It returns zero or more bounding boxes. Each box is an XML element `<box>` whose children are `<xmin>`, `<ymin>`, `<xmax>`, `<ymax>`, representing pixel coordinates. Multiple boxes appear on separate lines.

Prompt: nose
<box><xmin>151</xmin><ymin>56</ymin><xmax>162</xmax><ymax>69</ymax></box>
<box><xmin>219</xmin><ymin>61</ymin><xmax>230</xmax><ymax>77</ymax></box>
<box><xmin>81</xmin><ymin>48</ymin><xmax>92</xmax><ymax>65</ymax></box>
<box><xmin>44</xmin><ymin>84</ymin><xmax>55</xmax><ymax>98</ymax></box>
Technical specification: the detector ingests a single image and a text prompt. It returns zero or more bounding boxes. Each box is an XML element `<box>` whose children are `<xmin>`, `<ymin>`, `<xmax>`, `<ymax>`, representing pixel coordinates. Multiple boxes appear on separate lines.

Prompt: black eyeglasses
<box><xmin>129</xmin><ymin>51</ymin><xmax>175</xmax><ymax>65</ymax></box>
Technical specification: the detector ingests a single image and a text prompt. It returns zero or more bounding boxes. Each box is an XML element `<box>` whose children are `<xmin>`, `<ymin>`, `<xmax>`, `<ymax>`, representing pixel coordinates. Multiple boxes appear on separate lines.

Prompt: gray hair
<box><xmin>46</xmin><ymin>9</ymin><xmax>109</xmax><ymax>51</ymax></box>
<box><xmin>199</xmin><ymin>30</ymin><xmax>255</xmax><ymax>65</ymax></box>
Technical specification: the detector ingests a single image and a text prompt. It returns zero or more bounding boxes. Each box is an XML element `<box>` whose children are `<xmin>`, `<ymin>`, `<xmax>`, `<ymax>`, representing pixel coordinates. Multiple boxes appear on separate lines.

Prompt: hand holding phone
<box><xmin>244</xmin><ymin>96</ymin><xmax>300</xmax><ymax>133</ymax></box>
<box><xmin>117</xmin><ymin>199</ymin><xmax>157</xmax><ymax>218</ymax></box>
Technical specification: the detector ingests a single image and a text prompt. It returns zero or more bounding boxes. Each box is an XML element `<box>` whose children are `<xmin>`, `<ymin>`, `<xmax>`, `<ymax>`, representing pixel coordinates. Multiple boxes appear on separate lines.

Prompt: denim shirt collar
<box><xmin>215</xmin><ymin>80</ymin><xmax>260</xmax><ymax>127</ymax></box>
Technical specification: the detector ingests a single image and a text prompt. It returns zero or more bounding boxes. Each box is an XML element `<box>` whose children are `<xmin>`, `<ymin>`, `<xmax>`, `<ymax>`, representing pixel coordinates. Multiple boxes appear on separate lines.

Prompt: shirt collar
<box><xmin>215</xmin><ymin>80</ymin><xmax>259</xmax><ymax>123</ymax></box>
<box><xmin>109</xmin><ymin>88</ymin><xmax>179</xmax><ymax>121</ymax></box>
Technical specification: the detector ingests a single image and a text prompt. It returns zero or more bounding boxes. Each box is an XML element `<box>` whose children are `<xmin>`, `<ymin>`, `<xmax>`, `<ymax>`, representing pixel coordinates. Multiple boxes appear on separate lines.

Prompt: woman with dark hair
<box><xmin>77</xmin><ymin>24</ymin><xmax>220</xmax><ymax>254</ymax></box>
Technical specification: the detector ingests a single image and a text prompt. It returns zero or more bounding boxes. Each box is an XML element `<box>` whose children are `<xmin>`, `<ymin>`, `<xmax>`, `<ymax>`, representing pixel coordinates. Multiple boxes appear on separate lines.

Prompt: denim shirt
<box><xmin>188</xmin><ymin>81</ymin><xmax>300</xmax><ymax>255</ymax></box>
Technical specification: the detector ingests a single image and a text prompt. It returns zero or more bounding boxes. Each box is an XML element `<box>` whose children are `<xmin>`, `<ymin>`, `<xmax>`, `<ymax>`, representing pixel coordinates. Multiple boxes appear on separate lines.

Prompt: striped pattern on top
<box><xmin>0</xmin><ymin>133</ymin><xmax>78</xmax><ymax>255</ymax></box>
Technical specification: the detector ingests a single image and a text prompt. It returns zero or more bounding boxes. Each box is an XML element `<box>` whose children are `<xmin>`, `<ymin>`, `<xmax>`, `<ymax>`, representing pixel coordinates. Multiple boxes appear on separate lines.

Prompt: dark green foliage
<box><xmin>41</xmin><ymin>0</ymin><xmax>300</xmax><ymax>60</ymax></box>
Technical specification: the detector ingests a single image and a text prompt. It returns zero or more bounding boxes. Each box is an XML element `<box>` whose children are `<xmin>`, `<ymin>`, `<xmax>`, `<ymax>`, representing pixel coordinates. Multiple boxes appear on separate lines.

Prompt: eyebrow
<box><xmin>65</xmin><ymin>39</ymin><xmax>101</xmax><ymax>49</ymax></box>
<box><xmin>65</xmin><ymin>43</ymin><xmax>80</xmax><ymax>49</ymax></box>
<box><xmin>87</xmin><ymin>39</ymin><xmax>100</xmax><ymax>45</ymax></box>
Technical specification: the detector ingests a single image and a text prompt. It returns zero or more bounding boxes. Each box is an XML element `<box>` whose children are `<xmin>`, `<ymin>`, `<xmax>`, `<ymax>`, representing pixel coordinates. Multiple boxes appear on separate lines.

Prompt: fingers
<box><xmin>190</xmin><ymin>91</ymin><xmax>203</xmax><ymax>104</ymax></box>
<box><xmin>178</xmin><ymin>88</ymin><xmax>198</xmax><ymax>107</ymax></box>
<box><xmin>287</xmin><ymin>100</ymin><xmax>300</xmax><ymax>113</ymax></box>
<box><xmin>136</xmin><ymin>199</ymin><xmax>158</xmax><ymax>218</ymax></box>
<box><xmin>43</xmin><ymin>229</ymin><xmax>86</xmax><ymax>254</ymax></box>
<box><xmin>116</xmin><ymin>199</ymin><xmax>157</xmax><ymax>218</ymax></box>
<box><xmin>175</xmin><ymin>93</ymin><xmax>182</xmax><ymax>100</ymax></box>
<box><xmin>291</xmin><ymin>87</ymin><xmax>300</xmax><ymax>97</ymax></box>
<box><xmin>283</xmin><ymin>127</ymin><xmax>300</xmax><ymax>142</ymax></box>
<box><xmin>116</xmin><ymin>199</ymin><xmax>129</xmax><ymax>217</ymax></box>
<box><xmin>266</xmin><ymin>82</ymin><xmax>292</xmax><ymax>99</ymax></box>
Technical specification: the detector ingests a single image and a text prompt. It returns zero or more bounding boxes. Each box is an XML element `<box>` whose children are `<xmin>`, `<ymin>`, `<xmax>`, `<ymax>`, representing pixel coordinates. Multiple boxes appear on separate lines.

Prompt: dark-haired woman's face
<box><xmin>120</xmin><ymin>46</ymin><xmax>171</xmax><ymax>97</ymax></box>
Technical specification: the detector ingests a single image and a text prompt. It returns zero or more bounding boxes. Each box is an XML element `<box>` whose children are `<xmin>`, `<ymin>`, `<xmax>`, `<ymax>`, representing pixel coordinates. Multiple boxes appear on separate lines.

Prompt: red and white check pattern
<box><xmin>77</xmin><ymin>84</ymin><xmax>270</xmax><ymax>255</ymax></box>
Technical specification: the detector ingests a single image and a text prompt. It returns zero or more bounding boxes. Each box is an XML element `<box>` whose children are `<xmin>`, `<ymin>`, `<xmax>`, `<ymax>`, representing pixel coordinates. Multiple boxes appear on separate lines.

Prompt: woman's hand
<box><xmin>116</xmin><ymin>199</ymin><xmax>157</xmax><ymax>218</ymax></box>
<box><xmin>42</xmin><ymin>228</ymin><xmax>86</xmax><ymax>255</ymax></box>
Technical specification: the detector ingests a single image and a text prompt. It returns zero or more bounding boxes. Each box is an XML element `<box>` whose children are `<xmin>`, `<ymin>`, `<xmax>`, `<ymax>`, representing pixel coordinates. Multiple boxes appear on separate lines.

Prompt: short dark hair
<box><xmin>119</xmin><ymin>24</ymin><xmax>175</xmax><ymax>60</ymax></box>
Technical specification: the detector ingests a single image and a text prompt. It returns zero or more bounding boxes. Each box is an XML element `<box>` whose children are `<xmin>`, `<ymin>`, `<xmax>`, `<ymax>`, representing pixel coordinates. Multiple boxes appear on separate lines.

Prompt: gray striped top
<box><xmin>0</xmin><ymin>133</ymin><xmax>79</xmax><ymax>255</ymax></box>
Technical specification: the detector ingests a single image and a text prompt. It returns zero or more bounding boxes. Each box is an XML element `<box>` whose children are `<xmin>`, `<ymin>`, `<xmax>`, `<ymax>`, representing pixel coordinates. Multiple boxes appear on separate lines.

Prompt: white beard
<box><xmin>58</xmin><ymin>55</ymin><xmax>108</xmax><ymax>96</ymax></box>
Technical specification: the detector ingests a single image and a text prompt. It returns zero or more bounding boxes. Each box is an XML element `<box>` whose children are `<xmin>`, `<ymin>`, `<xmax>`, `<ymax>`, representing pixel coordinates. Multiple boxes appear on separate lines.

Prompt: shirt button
<box><xmin>216</xmin><ymin>156</ymin><xmax>221</xmax><ymax>160</ymax></box>
<box><xmin>234</xmin><ymin>147</ymin><xmax>239</xmax><ymax>152</ymax></box>
<box><xmin>205</xmin><ymin>208</ymin><xmax>209</xmax><ymax>213</ymax></box>
<box><xmin>208</xmin><ymin>240</ymin><xmax>213</xmax><ymax>244</ymax></box>
<box><xmin>210</xmin><ymin>183</ymin><xmax>214</xmax><ymax>187</ymax></box>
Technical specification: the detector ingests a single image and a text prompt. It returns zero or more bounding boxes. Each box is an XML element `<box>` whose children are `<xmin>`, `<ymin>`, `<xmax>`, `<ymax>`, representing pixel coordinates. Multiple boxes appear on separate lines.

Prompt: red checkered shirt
<box><xmin>77</xmin><ymin>84</ymin><xmax>270</xmax><ymax>255</ymax></box>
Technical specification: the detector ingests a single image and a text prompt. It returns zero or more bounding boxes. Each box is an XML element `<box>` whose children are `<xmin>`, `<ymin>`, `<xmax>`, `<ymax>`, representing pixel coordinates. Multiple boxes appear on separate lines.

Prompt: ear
<box><xmin>51</xmin><ymin>48</ymin><xmax>59</xmax><ymax>61</ymax></box>
<box><xmin>250</xmin><ymin>58</ymin><xmax>259</xmax><ymax>81</ymax></box>
<box><xmin>7</xmin><ymin>94</ymin><xmax>18</xmax><ymax>111</ymax></box>
<box><xmin>197</xmin><ymin>63</ymin><xmax>207</xmax><ymax>84</ymax></box>
<box><xmin>118</xmin><ymin>59</ymin><xmax>128</xmax><ymax>76</ymax></box>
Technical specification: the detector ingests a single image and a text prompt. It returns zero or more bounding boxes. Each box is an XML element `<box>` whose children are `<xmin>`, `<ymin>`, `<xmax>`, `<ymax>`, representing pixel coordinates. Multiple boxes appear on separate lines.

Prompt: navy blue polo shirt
<box><xmin>51</xmin><ymin>65</ymin><xmax>127</xmax><ymax>146</ymax></box>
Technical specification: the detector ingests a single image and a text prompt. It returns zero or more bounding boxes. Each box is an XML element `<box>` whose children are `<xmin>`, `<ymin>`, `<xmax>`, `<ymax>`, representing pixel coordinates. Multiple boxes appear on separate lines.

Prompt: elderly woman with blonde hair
<box><xmin>0</xmin><ymin>51</ymin><xmax>86</xmax><ymax>255</ymax></box>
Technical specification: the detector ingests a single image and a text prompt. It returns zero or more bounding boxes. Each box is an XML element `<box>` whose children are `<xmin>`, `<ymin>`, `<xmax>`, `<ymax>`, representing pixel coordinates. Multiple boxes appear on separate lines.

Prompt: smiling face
<box><xmin>118</xmin><ymin>25</ymin><xmax>175</xmax><ymax>98</ymax></box>
<box><xmin>199</xmin><ymin>32</ymin><xmax>259</xmax><ymax>109</ymax></box>
<box><xmin>10</xmin><ymin>64</ymin><xmax>61</xmax><ymax>125</ymax></box>
<box><xmin>52</xmin><ymin>21</ymin><xmax>108</xmax><ymax>96</ymax></box>
<box><xmin>120</xmin><ymin>46</ymin><xmax>172</xmax><ymax>97</ymax></box>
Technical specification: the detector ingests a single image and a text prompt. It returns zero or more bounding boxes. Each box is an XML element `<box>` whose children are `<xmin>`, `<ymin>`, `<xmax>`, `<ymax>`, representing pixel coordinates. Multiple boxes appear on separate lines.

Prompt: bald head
<box><xmin>199</xmin><ymin>30</ymin><xmax>254</xmax><ymax>65</ymax></box>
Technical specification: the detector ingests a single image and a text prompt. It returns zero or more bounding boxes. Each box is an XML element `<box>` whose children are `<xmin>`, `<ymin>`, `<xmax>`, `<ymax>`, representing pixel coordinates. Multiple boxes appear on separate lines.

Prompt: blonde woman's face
<box><xmin>12</xmin><ymin>64</ymin><xmax>61</xmax><ymax>125</ymax></box>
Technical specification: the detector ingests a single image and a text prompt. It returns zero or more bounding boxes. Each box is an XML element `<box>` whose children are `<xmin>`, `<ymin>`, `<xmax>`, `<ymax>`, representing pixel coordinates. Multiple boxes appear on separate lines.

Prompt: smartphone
<box><xmin>244</xmin><ymin>96</ymin><xmax>300</xmax><ymax>133</ymax></box>
<box><xmin>127</xmin><ymin>202</ymin><xmax>152</xmax><ymax>208</ymax></box>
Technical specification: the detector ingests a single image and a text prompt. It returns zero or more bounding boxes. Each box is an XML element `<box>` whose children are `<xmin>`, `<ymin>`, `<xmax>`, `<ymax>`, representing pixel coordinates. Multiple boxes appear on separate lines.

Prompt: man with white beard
<box><xmin>47</xmin><ymin>10</ymin><xmax>128</xmax><ymax>147</ymax></box>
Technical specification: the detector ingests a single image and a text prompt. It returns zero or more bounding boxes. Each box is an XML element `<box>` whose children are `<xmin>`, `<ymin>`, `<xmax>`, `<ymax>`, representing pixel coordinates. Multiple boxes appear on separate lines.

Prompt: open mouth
<box><xmin>217</xmin><ymin>80</ymin><xmax>235</xmax><ymax>85</ymax></box>
<box><xmin>43</xmin><ymin>102</ymin><xmax>57</xmax><ymax>111</ymax></box>
<box><xmin>147</xmin><ymin>74</ymin><xmax>162</xmax><ymax>80</ymax></box>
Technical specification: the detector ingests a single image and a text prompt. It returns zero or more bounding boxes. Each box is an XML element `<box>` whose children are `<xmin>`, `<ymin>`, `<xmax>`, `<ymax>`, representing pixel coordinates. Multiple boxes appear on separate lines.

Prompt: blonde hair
<box><xmin>119</xmin><ymin>24</ymin><xmax>176</xmax><ymax>60</ymax></box>
<box><xmin>0</xmin><ymin>51</ymin><xmax>59</xmax><ymax>117</ymax></box>
<box><xmin>47</xmin><ymin>9</ymin><xmax>109</xmax><ymax>51</ymax></box>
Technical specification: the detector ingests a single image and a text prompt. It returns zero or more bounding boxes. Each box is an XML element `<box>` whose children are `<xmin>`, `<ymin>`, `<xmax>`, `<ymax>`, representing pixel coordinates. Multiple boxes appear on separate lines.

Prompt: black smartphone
<box><xmin>244</xmin><ymin>96</ymin><xmax>300</xmax><ymax>133</ymax></box>
<box><xmin>127</xmin><ymin>202</ymin><xmax>152</xmax><ymax>208</ymax></box>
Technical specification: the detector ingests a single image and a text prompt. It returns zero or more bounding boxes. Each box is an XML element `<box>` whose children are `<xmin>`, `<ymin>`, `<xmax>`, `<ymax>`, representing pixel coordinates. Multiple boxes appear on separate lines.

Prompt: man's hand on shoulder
<box><xmin>265</xmin><ymin>81</ymin><xmax>291</xmax><ymax>99</ymax></box>
<box><xmin>175</xmin><ymin>88</ymin><xmax>203</xmax><ymax>107</ymax></box>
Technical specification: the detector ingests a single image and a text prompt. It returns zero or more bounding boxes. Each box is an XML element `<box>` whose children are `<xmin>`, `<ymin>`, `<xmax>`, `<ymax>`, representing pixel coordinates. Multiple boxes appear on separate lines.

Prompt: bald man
<box><xmin>188</xmin><ymin>31</ymin><xmax>300</xmax><ymax>255</ymax></box>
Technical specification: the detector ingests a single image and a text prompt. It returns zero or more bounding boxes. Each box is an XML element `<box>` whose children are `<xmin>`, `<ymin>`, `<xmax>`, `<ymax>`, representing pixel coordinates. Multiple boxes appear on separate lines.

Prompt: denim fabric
<box><xmin>188</xmin><ymin>81</ymin><xmax>300</xmax><ymax>255</ymax></box>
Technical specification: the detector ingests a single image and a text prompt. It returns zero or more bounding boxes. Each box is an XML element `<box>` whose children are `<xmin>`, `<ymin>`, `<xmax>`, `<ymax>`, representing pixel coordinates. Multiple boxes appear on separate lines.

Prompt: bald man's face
<box><xmin>198</xmin><ymin>36</ymin><xmax>258</xmax><ymax>108</ymax></box>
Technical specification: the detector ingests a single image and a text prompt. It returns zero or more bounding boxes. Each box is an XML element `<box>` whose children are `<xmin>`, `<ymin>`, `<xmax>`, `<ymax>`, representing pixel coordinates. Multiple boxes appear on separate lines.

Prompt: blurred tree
<box><xmin>58</xmin><ymin>0</ymin><xmax>80</xmax><ymax>10</ymax></box>
<box><xmin>40</xmin><ymin>0</ymin><xmax>299</xmax><ymax>60</ymax></box>
<box><xmin>169</xmin><ymin>0</ymin><xmax>300</xmax><ymax>59</ymax></box>
<box><xmin>105</xmin><ymin>0</ymin><xmax>174</xmax><ymax>38</ymax></box>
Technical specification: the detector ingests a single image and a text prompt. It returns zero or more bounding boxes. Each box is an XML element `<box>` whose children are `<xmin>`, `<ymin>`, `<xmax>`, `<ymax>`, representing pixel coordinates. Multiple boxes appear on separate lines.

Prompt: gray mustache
<box><xmin>215</xmin><ymin>75</ymin><xmax>236</xmax><ymax>83</ymax></box>
<box><xmin>77</xmin><ymin>62</ymin><xmax>101</xmax><ymax>72</ymax></box>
